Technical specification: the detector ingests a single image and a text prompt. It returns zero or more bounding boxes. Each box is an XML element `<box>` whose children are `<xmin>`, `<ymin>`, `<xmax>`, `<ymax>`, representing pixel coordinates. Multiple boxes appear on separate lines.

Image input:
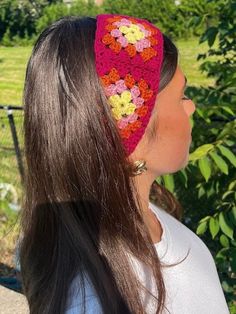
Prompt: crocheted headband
<box><xmin>94</xmin><ymin>14</ymin><xmax>164</xmax><ymax>157</ymax></box>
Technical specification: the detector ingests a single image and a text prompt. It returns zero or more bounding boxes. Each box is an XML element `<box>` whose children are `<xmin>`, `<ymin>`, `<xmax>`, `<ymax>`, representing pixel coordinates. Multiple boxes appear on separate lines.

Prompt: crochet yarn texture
<box><xmin>94</xmin><ymin>14</ymin><xmax>164</xmax><ymax>156</ymax></box>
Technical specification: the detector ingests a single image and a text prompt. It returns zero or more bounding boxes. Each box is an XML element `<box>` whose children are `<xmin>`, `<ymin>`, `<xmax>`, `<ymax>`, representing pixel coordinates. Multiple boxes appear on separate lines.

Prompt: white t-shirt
<box><xmin>65</xmin><ymin>201</ymin><xmax>230</xmax><ymax>314</ymax></box>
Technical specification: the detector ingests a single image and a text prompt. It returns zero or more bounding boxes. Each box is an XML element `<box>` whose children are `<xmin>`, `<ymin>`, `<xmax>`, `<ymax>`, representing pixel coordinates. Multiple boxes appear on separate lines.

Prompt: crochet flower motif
<box><xmin>101</xmin><ymin>68</ymin><xmax>153</xmax><ymax>139</ymax></box>
<box><xmin>102</xmin><ymin>16</ymin><xmax>158</xmax><ymax>61</ymax></box>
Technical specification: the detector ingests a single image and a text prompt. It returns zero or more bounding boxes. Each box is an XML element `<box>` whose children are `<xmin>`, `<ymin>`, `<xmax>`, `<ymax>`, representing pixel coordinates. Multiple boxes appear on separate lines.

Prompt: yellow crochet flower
<box><xmin>119</xmin><ymin>26</ymin><xmax>130</xmax><ymax>34</ymax></box>
<box><xmin>108</xmin><ymin>94</ymin><xmax>121</xmax><ymax>107</ymax></box>
<box><xmin>121</xmin><ymin>90</ymin><xmax>132</xmax><ymax>102</ymax></box>
<box><xmin>109</xmin><ymin>91</ymin><xmax>136</xmax><ymax>120</ymax></box>
<box><xmin>129</xmin><ymin>25</ymin><xmax>145</xmax><ymax>40</ymax></box>
<box><xmin>129</xmin><ymin>24</ymin><xmax>140</xmax><ymax>32</ymax></box>
<box><xmin>125</xmin><ymin>33</ymin><xmax>137</xmax><ymax>44</ymax></box>
<box><xmin>119</xmin><ymin>24</ymin><xmax>145</xmax><ymax>44</ymax></box>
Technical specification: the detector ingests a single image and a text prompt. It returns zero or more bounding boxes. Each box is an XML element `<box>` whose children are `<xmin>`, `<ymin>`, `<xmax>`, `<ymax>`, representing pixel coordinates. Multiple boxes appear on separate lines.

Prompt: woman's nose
<box><xmin>183</xmin><ymin>99</ymin><xmax>196</xmax><ymax>116</ymax></box>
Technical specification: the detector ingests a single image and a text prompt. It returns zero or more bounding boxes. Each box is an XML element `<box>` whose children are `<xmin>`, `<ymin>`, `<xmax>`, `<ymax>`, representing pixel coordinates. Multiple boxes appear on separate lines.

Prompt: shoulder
<box><xmin>149</xmin><ymin>201</ymin><xmax>216</xmax><ymax>263</ymax></box>
<box><xmin>65</xmin><ymin>272</ymin><xmax>103</xmax><ymax>314</ymax></box>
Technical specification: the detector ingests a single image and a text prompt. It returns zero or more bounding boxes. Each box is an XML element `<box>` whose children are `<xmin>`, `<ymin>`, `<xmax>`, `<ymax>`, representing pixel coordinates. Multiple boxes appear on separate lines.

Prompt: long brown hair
<box><xmin>19</xmin><ymin>16</ymin><xmax>188</xmax><ymax>314</ymax></box>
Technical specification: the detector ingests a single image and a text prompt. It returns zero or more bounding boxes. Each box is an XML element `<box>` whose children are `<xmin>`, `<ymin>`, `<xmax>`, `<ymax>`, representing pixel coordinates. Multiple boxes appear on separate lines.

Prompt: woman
<box><xmin>19</xmin><ymin>14</ymin><xmax>229</xmax><ymax>314</ymax></box>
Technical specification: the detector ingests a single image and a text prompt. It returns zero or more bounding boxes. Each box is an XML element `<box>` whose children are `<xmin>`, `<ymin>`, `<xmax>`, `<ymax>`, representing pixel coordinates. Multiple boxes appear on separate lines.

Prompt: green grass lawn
<box><xmin>0</xmin><ymin>47</ymin><xmax>32</xmax><ymax>105</ymax></box>
<box><xmin>0</xmin><ymin>37</ymin><xmax>216</xmax><ymax>267</ymax></box>
<box><xmin>0</xmin><ymin>37</ymin><xmax>215</xmax><ymax>105</ymax></box>
<box><xmin>177</xmin><ymin>37</ymin><xmax>216</xmax><ymax>87</ymax></box>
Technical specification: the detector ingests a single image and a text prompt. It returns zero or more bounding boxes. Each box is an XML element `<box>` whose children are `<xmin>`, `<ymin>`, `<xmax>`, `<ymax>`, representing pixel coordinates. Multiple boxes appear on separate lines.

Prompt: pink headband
<box><xmin>94</xmin><ymin>14</ymin><xmax>164</xmax><ymax>156</ymax></box>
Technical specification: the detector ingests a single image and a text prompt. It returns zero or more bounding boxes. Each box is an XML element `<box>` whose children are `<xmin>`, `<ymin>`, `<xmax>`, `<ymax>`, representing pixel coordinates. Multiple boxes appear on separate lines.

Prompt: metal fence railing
<box><xmin>0</xmin><ymin>105</ymin><xmax>24</xmax><ymax>199</ymax></box>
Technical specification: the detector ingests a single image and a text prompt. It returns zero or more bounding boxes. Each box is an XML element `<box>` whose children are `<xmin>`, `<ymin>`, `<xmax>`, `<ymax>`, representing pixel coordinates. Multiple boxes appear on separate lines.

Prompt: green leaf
<box><xmin>216</xmin><ymin>248</ymin><xmax>229</xmax><ymax>263</ymax></box>
<box><xmin>217</xmin><ymin>145</ymin><xmax>236</xmax><ymax>167</ymax></box>
<box><xmin>200</xmin><ymin>27</ymin><xmax>218</xmax><ymax>47</ymax></box>
<box><xmin>196</xmin><ymin>220</ymin><xmax>208</xmax><ymax>235</ymax></box>
<box><xmin>209</xmin><ymin>217</ymin><xmax>220</xmax><ymax>239</ymax></box>
<box><xmin>198</xmin><ymin>185</ymin><xmax>205</xmax><ymax>199</ymax></box>
<box><xmin>209</xmin><ymin>151</ymin><xmax>228</xmax><ymax>175</ymax></box>
<box><xmin>162</xmin><ymin>174</ymin><xmax>175</xmax><ymax>193</ymax></box>
<box><xmin>190</xmin><ymin>116</ymin><xmax>194</xmax><ymax>129</ymax></box>
<box><xmin>198</xmin><ymin>156</ymin><xmax>211</xmax><ymax>182</ymax></box>
<box><xmin>229</xmin><ymin>180</ymin><xmax>236</xmax><ymax>191</ymax></box>
<box><xmin>220</xmin><ymin>234</ymin><xmax>229</xmax><ymax>248</ymax></box>
<box><xmin>199</xmin><ymin>216</ymin><xmax>211</xmax><ymax>224</ymax></box>
<box><xmin>221</xmin><ymin>106</ymin><xmax>235</xmax><ymax>116</ymax></box>
<box><xmin>189</xmin><ymin>144</ymin><xmax>214</xmax><ymax>161</ymax></box>
<box><xmin>178</xmin><ymin>169</ymin><xmax>188</xmax><ymax>188</ymax></box>
<box><xmin>229</xmin><ymin>207</ymin><xmax>236</xmax><ymax>227</ymax></box>
<box><xmin>219</xmin><ymin>212</ymin><xmax>234</xmax><ymax>240</ymax></box>
<box><xmin>222</xmin><ymin>190</ymin><xmax>234</xmax><ymax>200</ymax></box>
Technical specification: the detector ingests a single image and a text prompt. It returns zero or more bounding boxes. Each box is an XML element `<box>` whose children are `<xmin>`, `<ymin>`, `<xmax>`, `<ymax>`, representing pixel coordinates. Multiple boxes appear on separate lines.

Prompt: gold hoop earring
<box><xmin>131</xmin><ymin>160</ymin><xmax>147</xmax><ymax>176</ymax></box>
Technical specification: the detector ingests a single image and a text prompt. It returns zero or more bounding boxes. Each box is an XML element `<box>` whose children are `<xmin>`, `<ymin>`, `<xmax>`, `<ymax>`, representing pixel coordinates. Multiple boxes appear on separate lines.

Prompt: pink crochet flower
<box><xmin>114</xmin><ymin>18</ymin><xmax>131</xmax><ymax>27</ymax></box>
<box><xmin>130</xmin><ymin>85</ymin><xmax>140</xmax><ymax>99</ymax></box>
<box><xmin>135</xmin><ymin>38</ymin><xmax>151</xmax><ymax>52</ymax></box>
<box><xmin>117</xmin><ymin>36</ymin><xmax>128</xmax><ymax>47</ymax></box>
<box><xmin>111</xmin><ymin>29</ymin><xmax>122</xmax><ymax>37</ymax></box>
<box><xmin>136</xmin><ymin>23</ymin><xmax>146</xmax><ymax>31</ymax></box>
<box><xmin>127</xmin><ymin>112</ymin><xmax>139</xmax><ymax>123</ymax></box>
<box><xmin>105</xmin><ymin>84</ymin><xmax>117</xmax><ymax>97</ymax></box>
<box><xmin>117</xmin><ymin>112</ymin><xmax>139</xmax><ymax>129</ymax></box>
<box><xmin>101</xmin><ymin>15</ymin><xmax>158</xmax><ymax>59</ymax></box>
<box><xmin>115</xmin><ymin>79</ymin><xmax>127</xmax><ymax>93</ymax></box>
<box><xmin>133</xmin><ymin>97</ymin><xmax>144</xmax><ymax>107</ymax></box>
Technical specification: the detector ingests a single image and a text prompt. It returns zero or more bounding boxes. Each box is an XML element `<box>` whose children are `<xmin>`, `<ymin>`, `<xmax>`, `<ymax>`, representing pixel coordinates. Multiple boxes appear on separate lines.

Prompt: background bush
<box><xmin>0</xmin><ymin>0</ymin><xmax>51</xmax><ymax>44</ymax></box>
<box><xmin>165</xmin><ymin>0</ymin><xmax>236</xmax><ymax>310</ymax></box>
<box><xmin>0</xmin><ymin>0</ymin><xmax>222</xmax><ymax>46</ymax></box>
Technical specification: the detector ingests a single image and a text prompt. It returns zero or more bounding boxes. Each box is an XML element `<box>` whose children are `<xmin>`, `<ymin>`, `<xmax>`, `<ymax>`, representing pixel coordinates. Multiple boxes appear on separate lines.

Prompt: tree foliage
<box><xmin>0</xmin><ymin>0</ymin><xmax>223</xmax><ymax>45</ymax></box>
<box><xmin>0</xmin><ymin>0</ymin><xmax>48</xmax><ymax>42</ymax></box>
<box><xmin>159</xmin><ymin>0</ymin><xmax>236</xmax><ymax>310</ymax></box>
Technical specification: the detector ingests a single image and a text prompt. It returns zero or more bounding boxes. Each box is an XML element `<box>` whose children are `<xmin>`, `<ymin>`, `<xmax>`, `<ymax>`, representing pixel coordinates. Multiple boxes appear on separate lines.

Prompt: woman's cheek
<box><xmin>150</xmin><ymin>110</ymin><xmax>191</xmax><ymax>174</ymax></box>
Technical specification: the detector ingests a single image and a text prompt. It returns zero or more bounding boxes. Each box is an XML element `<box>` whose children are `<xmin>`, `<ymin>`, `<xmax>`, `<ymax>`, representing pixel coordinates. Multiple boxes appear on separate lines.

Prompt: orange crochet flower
<box><xmin>142</xmin><ymin>22</ymin><xmax>158</xmax><ymax>36</ymax></box>
<box><xmin>109</xmin><ymin>41</ymin><xmax>122</xmax><ymax>54</ymax></box>
<box><xmin>125</xmin><ymin>44</ymin><xmax>136</xmax><ymax>57</ymax></box>
<box><xmin>105</xmin><ymin>24</ymin><xmax>117</xmax><ymax>32</ymax></box>
<box><xmin>108</xmin><ymin>68</ymin><xmax>120</xmax><ymax>82</ymax></box>
<box><xmin>102</xmin><ymin>16</ymin><xmax>159</xmax><ymax>62</ymax></box>
<box><xmin>124</xmin><ymin>74</ymin><xmax>135</xmax><ymax>89</ymax></box>
<box><xmin>107</xmin><ymin>16</ymin><xmax>121</xmax><ymax>23</ymax></box>
<box><xmin>137</xmin><ymin>78</ymin><xmax>153</xmax><ymax>101</ymax></box>
<box><xmin>120</xmin><ymin>128</ymin><xmax>131</xmax><ymax>139</ymax></box>
<box><xmin>102</xmin><ymin>33</ymin><xmax>115</xmax><ymax>45</ymax></box>
<box><xmin>136</xmin><ymin>105</ymin><xmax>148</xmax><ymax>117</ymax></box>
<box><xmin>128</xmin><ymin>17</ymin><xmax>138</xmax><ymax>24</ymax></box>
<box><xmin>141</xmin><ymin>89</ymin><xmax>153</xmax><ymax>101</ymax></box>
<box><xmin>119</xmin><ymin>119</ymin><xmax>142</xmax><ymax>139</ymax></box>
<box><xmin>101</xmin><ymin>75</ymin><xmax>110</xmax><ymax>87</ymax></box>
<box><xmin>140</xmin><ymin>47</ymin><xmax>157</xmax><ymax>62</ymax></box>
<box><xmin>127</xmin><ymin>120</ymin><xmax>142</xmax><ymax>132</ymax></box>
<box><xmin>138</xmin><ymin>79</ymin><xmax>149</xmax><ymax>92</ymax></box>
<box><xmin>149</xmin><ymin>37</ymin><xmax>158</xmax><ymax>46</ymax></box>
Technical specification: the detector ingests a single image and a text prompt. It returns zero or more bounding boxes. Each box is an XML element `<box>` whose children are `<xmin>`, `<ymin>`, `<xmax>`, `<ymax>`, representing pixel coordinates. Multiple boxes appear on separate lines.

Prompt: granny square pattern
<box><xmin>94</xmin><ymin>14</ymin><xmax>164</xmax><ymax>156</ymax></box>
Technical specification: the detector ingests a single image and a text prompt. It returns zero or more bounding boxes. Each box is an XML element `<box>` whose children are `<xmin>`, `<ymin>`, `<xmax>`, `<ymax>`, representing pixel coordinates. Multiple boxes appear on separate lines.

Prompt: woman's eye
<box><xmin>182</xmin><ymin>95</ymin><xmax>189</xmax><ymax>100</ymax></box>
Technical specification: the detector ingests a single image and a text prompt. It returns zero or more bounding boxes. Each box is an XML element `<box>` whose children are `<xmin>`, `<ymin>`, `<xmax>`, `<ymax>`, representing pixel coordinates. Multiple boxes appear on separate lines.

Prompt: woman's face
<box><xmin>131</xmin><ymin>66</ymin><xmax>196</xmax><ymax>177</ymax></box>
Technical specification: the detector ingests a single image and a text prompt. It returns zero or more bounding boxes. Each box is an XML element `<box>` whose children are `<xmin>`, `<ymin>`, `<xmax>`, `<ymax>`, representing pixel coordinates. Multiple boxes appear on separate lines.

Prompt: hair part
<box><xmin>20</xmin><ymin>15</ymin><xmax>187</xmax><ymax>314</ymax></box>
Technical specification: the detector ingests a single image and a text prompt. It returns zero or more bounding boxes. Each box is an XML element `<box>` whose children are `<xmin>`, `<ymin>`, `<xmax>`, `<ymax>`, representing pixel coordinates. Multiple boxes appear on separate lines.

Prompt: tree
<box><xmin>164</xmin><ymin>0</ymin><xmax>236</xmax><ymax>310</ymax></box>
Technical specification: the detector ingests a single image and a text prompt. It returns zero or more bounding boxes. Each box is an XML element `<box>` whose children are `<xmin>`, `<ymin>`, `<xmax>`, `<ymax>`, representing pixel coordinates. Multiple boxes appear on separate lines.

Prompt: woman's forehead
<box><xmin>158</xmin><ymin>66</ymin><xmax>186</xmax><ymax>96</ymax></box>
